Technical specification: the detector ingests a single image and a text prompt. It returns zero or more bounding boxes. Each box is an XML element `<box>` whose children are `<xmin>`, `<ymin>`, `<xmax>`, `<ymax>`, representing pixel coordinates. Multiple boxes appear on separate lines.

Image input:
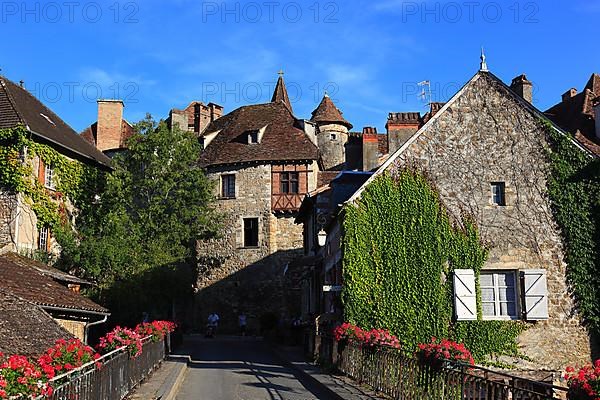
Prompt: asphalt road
<box><xmin>175</xmin><ymin>335</ymin><xmax>335</xmax><ymax>400</ymax></box>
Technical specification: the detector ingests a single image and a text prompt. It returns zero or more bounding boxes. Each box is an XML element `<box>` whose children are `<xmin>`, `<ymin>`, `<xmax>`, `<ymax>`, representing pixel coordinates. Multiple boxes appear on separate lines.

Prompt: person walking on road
<box><xmin>238</xmin><ymin>312</ymin><xmax>247</xmax><ymax>336</ymax></box>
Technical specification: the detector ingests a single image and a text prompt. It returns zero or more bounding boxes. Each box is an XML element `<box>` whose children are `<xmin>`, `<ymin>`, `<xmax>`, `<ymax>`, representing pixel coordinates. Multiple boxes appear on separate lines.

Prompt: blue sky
<box><xmin>1</xmin><ymin>0</ymin><xmax>598</xmax><ymax>132</ymax></box>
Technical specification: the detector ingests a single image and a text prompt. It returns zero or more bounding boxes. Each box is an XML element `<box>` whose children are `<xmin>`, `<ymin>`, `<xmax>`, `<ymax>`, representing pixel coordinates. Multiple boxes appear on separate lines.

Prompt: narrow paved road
<box><xmin>175</xmin><ymin>336</ymin><xmax>335</xmax><ymax>400</ymax></box>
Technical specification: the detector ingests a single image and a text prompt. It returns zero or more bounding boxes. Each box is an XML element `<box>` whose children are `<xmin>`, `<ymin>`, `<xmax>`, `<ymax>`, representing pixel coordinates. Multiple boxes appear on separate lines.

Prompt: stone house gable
<box><xmin>345</xmin><ymin>70</ymin><xmax>592</xmax><ymax>371</ymax></box>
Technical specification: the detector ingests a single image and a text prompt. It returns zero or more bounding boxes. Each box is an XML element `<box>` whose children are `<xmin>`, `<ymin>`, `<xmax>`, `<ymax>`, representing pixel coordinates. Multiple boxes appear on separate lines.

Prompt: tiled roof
<box><xmin>271</xmin><ymin>75</ymin><xmax>292</xmax><ymax>112</ymax></box>
<box><xmin>545</xmin><ymin>73</ymin><xmax>600</xmax><ymax>156</ymax></box>
<box><xmin>317</xmin><ymin>171</ymin><xmax>340</xmax><ymax>187</ymax></box>
<box><xmin>199</xmin><ymin>102</ymin><xmax>318</xmax><ymax>167</ymax></box>
<box><xmin>0</xmin><ymin>254</ymin><xmax>109</xmax><ymax>314</ymax></box>
<box><xmin>311</xmin><ymin>95</ymin><xmax>353</xmax><ymax>129</ymax></box>
<box><xmin>0</xmin><ymin>289</ymin><xmax>74</xmax><ymax>357</ymax></box>
<box><xmin>0</xmin><ymin>76</ymin><xmax>112</xmax><ymax>168</ymax></box>
<box><xmin>3</xmin><ymin>252</ymin><xmax>90</xmax><ymax>285</ymax></box>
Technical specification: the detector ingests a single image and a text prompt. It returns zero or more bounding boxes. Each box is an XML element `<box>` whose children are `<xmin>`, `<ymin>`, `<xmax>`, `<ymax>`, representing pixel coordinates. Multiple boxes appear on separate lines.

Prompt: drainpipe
<box><xmin>84</xmin><ymin>315</ymin><xmax>108</xmax><ymax>344</ymax></box>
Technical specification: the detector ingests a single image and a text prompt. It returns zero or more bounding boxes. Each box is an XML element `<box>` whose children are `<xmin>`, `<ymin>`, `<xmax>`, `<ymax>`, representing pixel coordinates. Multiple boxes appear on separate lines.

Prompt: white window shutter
<box><xmin>453</xmin><ymin>269</ymin><xmax>477</xmax><ymax>321</ymax></box>
<box><xmin>523</xmin><ymin>269</ymin><xmax>549</xmax><ymax>320</ymax></box>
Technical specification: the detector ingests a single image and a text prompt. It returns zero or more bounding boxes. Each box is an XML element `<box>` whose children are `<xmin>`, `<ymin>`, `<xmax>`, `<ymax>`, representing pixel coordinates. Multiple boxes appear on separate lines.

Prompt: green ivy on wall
<box><xmin>341</xmin><ymin>170</ymin><xmax>525</xmax><ymax>363</ymax></box>
<box><xmin>545</xmin><ymin>122</ymin><xmax>600</xmax><ymax>340</ymax></box>
<box><xmin>0</xmin><ymin>125</ymin><xmax>101</xmax><ymax>232</ymax></box>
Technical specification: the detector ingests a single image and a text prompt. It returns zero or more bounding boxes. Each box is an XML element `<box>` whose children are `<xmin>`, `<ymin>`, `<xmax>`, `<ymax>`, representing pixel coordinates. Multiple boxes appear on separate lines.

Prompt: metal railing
<box><xmin>41</xmin><ymin>336</ymin><xmax>166</xmax><ymax>400</ymax></box>
<box><xmin>335</xmin><ymin>339</ymin><xmax>569</xmax><ymax>400</ymax></box>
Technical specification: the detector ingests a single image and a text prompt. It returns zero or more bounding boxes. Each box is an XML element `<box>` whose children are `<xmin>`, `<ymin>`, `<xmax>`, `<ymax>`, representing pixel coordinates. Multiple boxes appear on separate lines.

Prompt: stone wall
<box><xmin>317</xmin><ymin>123</ymin><xmax>348</xmax><ymax>170</ymax></box>
<box><xmin>0</xmin><ymin>189</ymin><xmax>17</xmax><ymax>252</ymax></box>
<box><xmin>55</xmin><ymin>318</ymin><xmax>86</xmax><ymax>341</ymax></box>
<box><xmin>388</xmin><ymin>72</ymin><xmax>590</xmax><ymax>370</ymax></box>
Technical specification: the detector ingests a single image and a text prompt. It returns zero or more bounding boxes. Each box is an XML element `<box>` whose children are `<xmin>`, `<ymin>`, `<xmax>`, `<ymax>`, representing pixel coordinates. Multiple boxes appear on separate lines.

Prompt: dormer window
<box><xmin>248</xmin><ymin>131</ymin><xmax>259</xmax><ymax>144</ymax></box>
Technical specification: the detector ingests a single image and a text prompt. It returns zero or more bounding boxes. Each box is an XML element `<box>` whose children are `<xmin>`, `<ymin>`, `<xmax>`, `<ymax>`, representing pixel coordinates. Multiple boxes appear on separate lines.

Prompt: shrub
<box><xmin>564</xmin><ymin>360</ymin><xmax>600</xmax><ymax>400</ymax></box>
<box><xmin>37</xmin><ymin>339</ymin><xmax>101</xmax><ymax>377</ymax></box>
<box><xmin>333</xmin><ymin>322</ymin><xmax>401</xmax><ymax>349</ymax></box>
<box><xmin>135</xmin><ymin>320</ymin><xmax>177</xmax><ymax>342</ymax></box>
<box><xmin>416</xmin><ymin>337</ymin><xmax>475</xmax><ymax>367</ymax></box>
<box><xmin>0</xmin><ymin>353</ymin><xmax>53</xmax><ymax>399</ymax></box>
<box><xmin>97</xmin><ymin>326</ymin><xmax>143</xmax><ymax>358</ymax></box>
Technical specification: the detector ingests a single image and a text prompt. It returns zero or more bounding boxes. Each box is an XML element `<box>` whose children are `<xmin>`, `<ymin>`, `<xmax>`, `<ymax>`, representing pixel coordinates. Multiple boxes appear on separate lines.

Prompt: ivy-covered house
<box><xmin>0</xmin><ymin>75</ymin><xmax>112</xmax><ymax>257</ymax></box>
<box><xmin>298</xmin><ymin>62</ymin><xmax>597</xmax><ymax>375</ymax></box>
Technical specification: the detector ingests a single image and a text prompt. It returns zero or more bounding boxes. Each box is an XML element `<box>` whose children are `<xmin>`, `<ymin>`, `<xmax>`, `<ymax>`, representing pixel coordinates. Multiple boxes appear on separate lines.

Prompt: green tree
<box><xmin>60</xmin><ymin>115</ymin><xmax>220</xmax><ymax>324</ymax></box>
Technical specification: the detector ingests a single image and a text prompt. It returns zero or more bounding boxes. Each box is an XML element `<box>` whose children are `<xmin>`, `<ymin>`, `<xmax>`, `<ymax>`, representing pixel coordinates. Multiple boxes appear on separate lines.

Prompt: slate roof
<box><xmin>0</xmin><ymin>254</ymin><xmax>109</xmax><ymax>314</ymax></box>
<box><xmin>271</xmin><ymin>75</ymin><xmax>292</xmax><ymax>112</ymax></box>
<box><xmin>199</xmin><ymin>101</ymin><xmax>319</xmax><ymax>167</ymax></box>
<box><xmin>545</xmin><ymin>73</ymin><xmax>600</xmax><ymax>156</ymax></box>
<box><xmin>0</xmin><ymin>289</ymin><xmax>74</xmax><ymax>357</ymax></box>
<box><xmin>0</xmin><ymin>76</ymin><xmax>112</xmax><ymax>168</ymax></box>
<box><xmin>310</xmin><ymin>95</ymin><xmax>353</xmax><ymax>129</ymax></box>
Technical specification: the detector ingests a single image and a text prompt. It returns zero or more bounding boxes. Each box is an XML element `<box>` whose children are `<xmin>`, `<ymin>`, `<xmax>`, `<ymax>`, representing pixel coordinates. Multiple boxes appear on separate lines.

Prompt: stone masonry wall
<box><xmin>0</xmin><ymin>189</ymin><xmax>17</xmax><ymax>252</ymax></box>
<box><xmin>388</xmin><ymin>72</ymin><xmax>590</xmax><ymax>371</ymax></box>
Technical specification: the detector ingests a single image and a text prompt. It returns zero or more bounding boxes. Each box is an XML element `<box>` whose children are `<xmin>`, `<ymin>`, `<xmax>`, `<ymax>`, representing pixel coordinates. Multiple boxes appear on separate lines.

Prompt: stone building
<box><xmin>299</xmin><ymin>63</ymin><xmax>595</xmax><ymax>373</ymax></box>
<box><xmin>166</xmin><ymin>101</ymin><xmax>223</xmax><ymax>137</ymax></box>
<box><xmin>0</xmin><ymin>76</ymin><xmax>112</xmax><ymax>256</ymax></box>
<box><xmin>193</xmin><ymin>74</ymin><xmax>358</xmax><ymax>332</ymax></box>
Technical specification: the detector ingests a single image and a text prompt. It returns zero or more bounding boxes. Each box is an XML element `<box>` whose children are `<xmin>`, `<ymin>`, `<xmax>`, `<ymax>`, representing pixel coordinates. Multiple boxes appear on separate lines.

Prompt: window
<box><xmin>19</xmin><ymin>146</ymin><xmax>28</xmax><ymax>163</ymax></box>
<box><xmin>243</xmin><ymin>218</ymin><xmax>259</xmax><ymax>247</ymax></box>
<box><xmin>491</xmin><ymin>182</ymin><xmax>506</xmax><ymax>206</ymax></box>
<box><xmin>480</xmin><ymin>271</ymin><xmax>518</xmax><ymax>319</ymax></box>
<box><xmin>280</xmin><ymin>172</ymin><xmax>299</xmax><ymax>194</ymax></box>
<box><xmin>38</xmin><ymin>227</ymin><xmax>49</xmax><ymax>251</ymax></box>
<box><xmin>221</xmin><ymin>174</ymin><xmax>236</xmax><ymax>198</ymax></box>
<box><xmin>248</xmin><ymin>131</ymin><xmax>259</xmax><ymax>144</ymax></box>
<box><xmin>330</xmin><ymin>133</ymin><xmax>337</xmax><ymax>140</ymax></box>
<box><xmin>44</xmin><ymin>165</ymin><xmax>56</xmax><ymax>190</ymax></box>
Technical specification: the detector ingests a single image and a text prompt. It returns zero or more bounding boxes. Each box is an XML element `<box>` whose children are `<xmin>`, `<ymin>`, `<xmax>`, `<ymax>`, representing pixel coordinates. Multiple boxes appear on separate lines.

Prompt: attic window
<box><xmin>39</xmin><ymin>113</ymin><xmax>55</xmax><ymax>126</ymax></box>
<box><xmin>248</xmin><ymin>131</ymin><xmax>259</xmax><ymax>144</ymax></box>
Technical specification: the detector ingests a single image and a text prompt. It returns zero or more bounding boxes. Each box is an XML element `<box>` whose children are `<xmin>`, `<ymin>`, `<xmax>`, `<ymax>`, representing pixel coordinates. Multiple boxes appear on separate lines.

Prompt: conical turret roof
<box><xmin>310</xmin><ymin>94</ymin><xmax>353</xmax><ymax>129</ymax></box>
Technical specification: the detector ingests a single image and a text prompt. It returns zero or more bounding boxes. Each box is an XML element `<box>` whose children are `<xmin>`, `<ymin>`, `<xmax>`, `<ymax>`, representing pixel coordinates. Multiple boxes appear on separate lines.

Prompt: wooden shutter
<box><xmin>38</xmin><ymin>159</ymin><xmax>45</xmax><ymax>184</ymax></box>
<box><xmin>522</xmin><ymin>269</ymin><xmax>549</xmax><ymax>320</ymax></box>
<box><xmin>453</xmin><ymin>269</ymin><xmax>477</xmax><ymax>321</ymax></box>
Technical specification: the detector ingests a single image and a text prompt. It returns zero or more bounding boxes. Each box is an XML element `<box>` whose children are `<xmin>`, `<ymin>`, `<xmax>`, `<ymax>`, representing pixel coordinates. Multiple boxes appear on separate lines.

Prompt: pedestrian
<box><xmin>238</xmin><ymin>312</ymin><xmax>247</xmax><ymax>336</ymax></box>
<box><xmin>206</xmin><ymin>312</ymin><xmax>220</xmax><ymax>338</ymax></box>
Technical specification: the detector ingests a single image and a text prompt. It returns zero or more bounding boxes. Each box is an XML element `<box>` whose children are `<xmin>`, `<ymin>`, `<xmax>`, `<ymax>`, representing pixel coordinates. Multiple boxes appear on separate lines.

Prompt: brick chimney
<box><xmin>594</xmin><ymin>97</ymin><xmax>600</xmax><ymax>140</ymax></box>
<box><xmin>386</xmin><ymin>112</ymin><xmax>420</xmax><ymax>154</ymax></box>
<box><xmin>96</xmin><ymin>100</ymin><xmax>124</xmax><ymax>152</ymax></box>
<box><xmin>510</xmin><ymin>74</ymin><xmax>533</xmax><ymax>103</ymax></box>
<box><xmin>562</xmin><ymin>88</ymin><xmax>578</xmax><ymax>102</ymax></box>
<box><xmin>362</xmin><ymin>127</ymin><xmax>379</xmax><ymax>172</ymax></box>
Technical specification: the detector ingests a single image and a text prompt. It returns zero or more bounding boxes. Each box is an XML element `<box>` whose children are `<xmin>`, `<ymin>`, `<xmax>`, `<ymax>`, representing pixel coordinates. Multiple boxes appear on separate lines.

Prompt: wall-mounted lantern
<box><xmin>317</xmin><ymin>229</ymin><xmax>327</xmax><ymax>247</ymax></box>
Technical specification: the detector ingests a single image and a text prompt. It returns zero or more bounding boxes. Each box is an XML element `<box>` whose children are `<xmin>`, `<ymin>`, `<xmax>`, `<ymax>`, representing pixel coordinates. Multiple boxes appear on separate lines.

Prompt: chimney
<box><xmin>362</xmin><ymin>127</ymin><xmax>379</xmax><ymax>172</ymax></box>
<box><xmin>562</xmin><ymin>88</ymin><xmax>577</xmax><ymax>102</ymax></box>
<box><xmin>96</xmin><ymin>100</ymin><xmax>124</xmax><ymax>152</ymax></box>
<box><xmin>386</xmin><ymin>112</ymin><xmax>420</xmax><ymax>154</ymax></box>
<box><xmin>510</xmin><ymin>74</ymin><xmax>533</xmax><ymax>103</ymax></box>
<box><xmin>594</xmin><ymin>97</ymin><xmax>600</xmax><ymax>140</ymax></box>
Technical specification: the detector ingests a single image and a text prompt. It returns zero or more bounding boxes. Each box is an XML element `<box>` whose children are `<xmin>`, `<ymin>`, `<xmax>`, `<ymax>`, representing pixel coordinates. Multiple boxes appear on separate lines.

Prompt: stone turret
<box><xmin>310</xmin><ymin>94</ymin><xmax>353</xmax><ymax>171</ymax></box>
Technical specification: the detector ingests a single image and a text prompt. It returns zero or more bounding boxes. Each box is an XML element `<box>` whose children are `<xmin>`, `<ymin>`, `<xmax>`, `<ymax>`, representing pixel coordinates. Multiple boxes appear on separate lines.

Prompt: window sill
<box><xmin>219</xmin><ymin>196</ymin><xmax>236</xmax><ymax>200</ymax></box>
<box><xmin>240</xmin><ymin>246</ymin><xmax>260</xmax><ymax>250</ymax></box>
<box><xmin>481</xmin><ymin>316</ymin><xmax>520</xmax><ymax>321</ymax></box>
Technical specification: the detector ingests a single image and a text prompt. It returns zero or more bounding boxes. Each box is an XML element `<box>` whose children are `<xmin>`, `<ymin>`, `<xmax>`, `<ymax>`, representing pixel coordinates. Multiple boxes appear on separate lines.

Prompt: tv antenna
<box><xmin>418</xmin><ymin>80</ymin><xmax>431</xmax><ymax>105</ymax></box>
